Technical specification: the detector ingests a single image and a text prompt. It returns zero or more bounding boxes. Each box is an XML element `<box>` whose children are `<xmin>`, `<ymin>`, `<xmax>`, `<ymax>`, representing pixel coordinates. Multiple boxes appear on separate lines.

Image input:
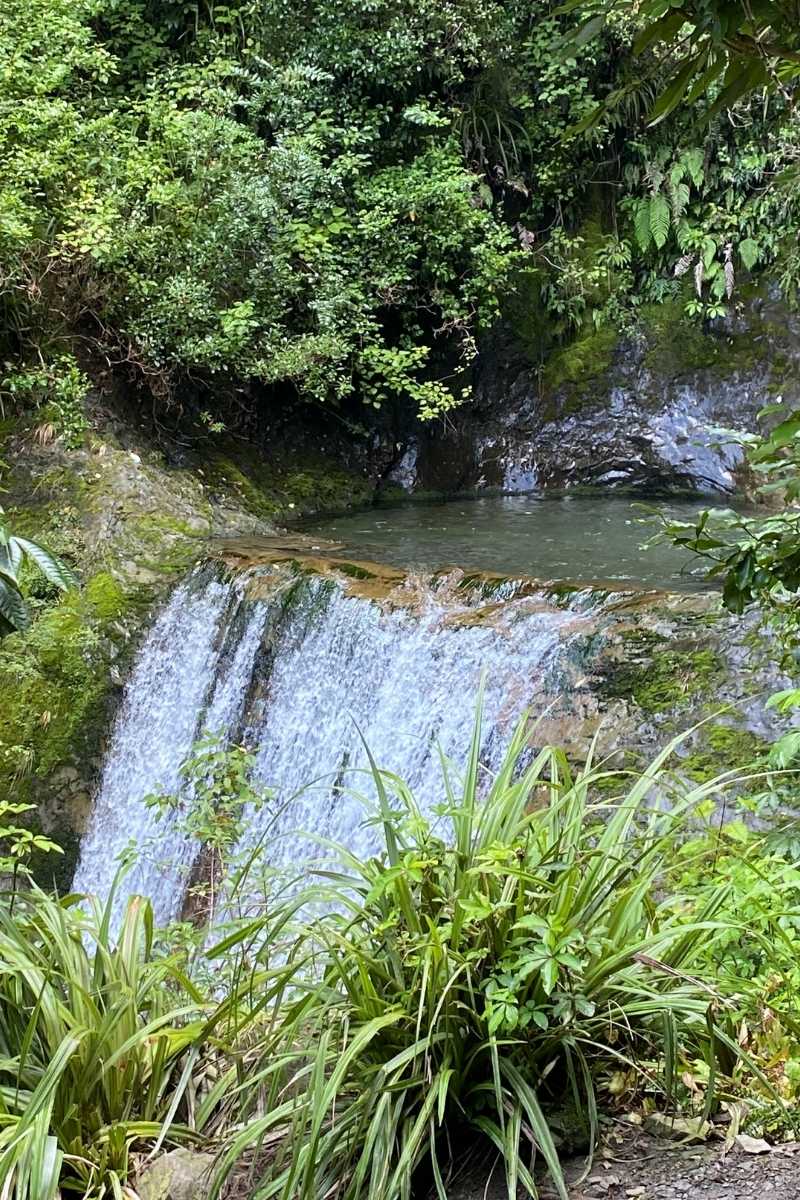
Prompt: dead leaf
<box><xmin>736</xmin><ymin>1133</ymin><xmax>771</xmax><ymax>1155</ymax></box>
<box><xmin>644</xmin><ymin>1113</ymin><xmax>711</xmax><ymax>1143</ymax></box>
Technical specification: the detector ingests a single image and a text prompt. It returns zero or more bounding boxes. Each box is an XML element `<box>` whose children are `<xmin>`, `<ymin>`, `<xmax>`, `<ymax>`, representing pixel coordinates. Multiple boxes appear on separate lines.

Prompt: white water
<box><xmin>73</xmin><ymin>570</ymin><xmax>266</xmax><ymax>924</ymax></box>
<box><xmin>244</xmin><ymin>581</ymin><xmax>570</xmax><ymax>870</ymax></box>
<box><xmin>75</xmin><ymin>566</ymin><xmax>588</xmax><ymax>922</ymax></box>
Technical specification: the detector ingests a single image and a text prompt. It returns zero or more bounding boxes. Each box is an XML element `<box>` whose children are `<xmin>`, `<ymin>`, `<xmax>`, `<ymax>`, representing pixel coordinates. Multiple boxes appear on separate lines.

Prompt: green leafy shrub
<box><xmin>211</xmin><ymin>715</ymin><xmax>744</xmax><ymax>1200</ymax></box>
<box><xmin>0</xmin><ymin>357</ymin><xmax>89</xmax><ymax>449</ymax></box>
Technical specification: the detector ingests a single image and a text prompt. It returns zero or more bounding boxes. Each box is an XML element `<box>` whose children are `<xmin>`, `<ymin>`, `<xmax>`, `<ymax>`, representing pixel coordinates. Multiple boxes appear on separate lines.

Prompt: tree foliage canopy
<box><xmin>2</xmin><ymin>0</ymin><xmax>799</xmax><ymax>427</ymax></box>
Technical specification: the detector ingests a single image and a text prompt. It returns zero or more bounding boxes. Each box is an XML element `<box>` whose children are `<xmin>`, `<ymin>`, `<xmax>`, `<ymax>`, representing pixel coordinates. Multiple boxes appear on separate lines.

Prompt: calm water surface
<box><xmin>304</xmin><ymin>495</ymin><xmax>730</xmax><ymax>591</ymax></box>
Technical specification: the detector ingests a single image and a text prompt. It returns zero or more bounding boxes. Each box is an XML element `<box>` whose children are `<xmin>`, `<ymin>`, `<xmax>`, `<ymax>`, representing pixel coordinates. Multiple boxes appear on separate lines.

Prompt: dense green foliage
<box><xmin>3</xmin><ymin>0</ymin><xmax>799</xmax><ymax>438</ymax></box>
<box><xmin>0</xmin><ymin>885</ymin><xmax>227</xmax><ymax>1199</ymax></box>
<box><xmin>209</xmin><ymin>720</ymin><xmax>755</xmax><ymax>1200</ymax></box>
<box><xmin>577</xmin><ymin>0</ymin><xmax>800</xmax><ymax>116</ymax></box>
<box><xmin>4</xmin><ymin>719</ymin><xmax>799</xmax><ymax>1199</ymax></box>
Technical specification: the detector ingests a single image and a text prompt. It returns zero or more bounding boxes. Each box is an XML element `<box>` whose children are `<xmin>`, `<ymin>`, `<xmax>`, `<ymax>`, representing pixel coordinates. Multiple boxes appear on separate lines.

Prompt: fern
<box><xmin>669</xmin><ymin>179</ymin><xmax>690</xmax><ymax>220</ymax></box>
<box><xmin>649</xmin><ymin>194</ymin><xmax>671</xmax><ymax>249</ymax></box>
<box><xmin>681</xmin><ymin>148</ymin><xmax>705</xmax><ymax>190</ymax></box>
<box><xmin>644</xmin><ymin>160</ymin><xmax>664</xmax><ymax>196</ymax></box>
<box><xmin>634</xmin><ymin>200</ymin><xmax>652</xmax><ymax>250</ymax></box>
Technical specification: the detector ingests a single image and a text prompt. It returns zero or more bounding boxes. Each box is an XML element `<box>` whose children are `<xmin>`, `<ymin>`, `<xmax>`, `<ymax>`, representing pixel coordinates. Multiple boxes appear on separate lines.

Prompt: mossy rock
<box><xmin>0</xmin><ymin>569</ymin><xmax>151</xmax><ymax>888</ymax></box>
<box><xmin>640</xmin><ymin>299</ymin><xmax>723</xmax><ymax>378</ymax></box>
<box><xmin>502</xmin><ymin>266</ymin><xmax>553</xmax><ymax>364</ymax></box>
<box><xmin>678</xmin><ymin>723</ymin><xmax>767</xmax><ymax>783</ymax></box>
<box><xmin>206</xmin><ymin>439</ymin><xmax>373</xmax><ymax>521</ymax></box>
<box><xmin>541</xmin><ymin>325</ymin><xmax>619</xmax><ymax>416</ymax></box>
<box><xmin>599</xmin><ymin>628</ymin><xmax>724</xmax><ymax>715</ymax></box>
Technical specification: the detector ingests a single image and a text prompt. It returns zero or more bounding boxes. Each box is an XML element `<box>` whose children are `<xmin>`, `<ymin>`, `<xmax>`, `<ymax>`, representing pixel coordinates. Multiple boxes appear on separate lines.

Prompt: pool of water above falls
<box><xmin>302</xmin><ymin>495</ymin><xmax>732</xmax><ymax>592</ymax></box>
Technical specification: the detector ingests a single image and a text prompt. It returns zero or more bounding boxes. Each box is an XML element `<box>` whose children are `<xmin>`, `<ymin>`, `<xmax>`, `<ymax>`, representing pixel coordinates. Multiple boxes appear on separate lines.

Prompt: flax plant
<box><xmin>209</xmin><ymin>712</ymin><xmax>745</xmax><ymax>1200</ymax></box>
<box><xmin>0</xmin><ymin>882</ymin><xmax>215</xmax><ymax>1199</ymax></box>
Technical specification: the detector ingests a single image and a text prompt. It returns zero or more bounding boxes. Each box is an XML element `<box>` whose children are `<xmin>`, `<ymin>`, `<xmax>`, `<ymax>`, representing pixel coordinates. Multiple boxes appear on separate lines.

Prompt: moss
<box><xmin>503</xmin><ymin>267</ymin><xmax>553</xmax><ymax>364</ymax></box>
<box><xmin>334</xmin><ymin>561</ymin><xmax>378</xmax><ymax>581</ymax></box>
<box><xmin>0</xmin><ymin>569</ymin><xmax>148</xmax><ymax>886</ymax></box>
<box><xmin>122</xmin><ymin>511</ymin><xmax>207</xmax><ymax>576</ymax></box>
<box><xmin>641</xmin><ymin>300</ymin><xmax>722</xmax><ymax>378</ymax></box>
<box><xmin>542</xmin><ymin>325</ymin><xmax>618</xmax><ymax>415</ymax></box>
<box><xmin>83</xmin><ymin>572</ymin><xmax>128</xmax><ymax>620</ymax></box>
<box><xmin>600</xmin><ymin>629</ymin><xmax>724</xmax><ymax>714</ymax></box>
<box><xmin>206</xmin><ymin>444</ymin><xmax>373</xmax><ymax>520</ymax></box>
<box><xmin>640</xmin><ymin>292</ymin><xmax>794</xmax><ymax>385</ymax></box>
<box><xmin>676</xmin><ymin>723</ymin><xmax>767</xmax><ymax>783</ymax></box>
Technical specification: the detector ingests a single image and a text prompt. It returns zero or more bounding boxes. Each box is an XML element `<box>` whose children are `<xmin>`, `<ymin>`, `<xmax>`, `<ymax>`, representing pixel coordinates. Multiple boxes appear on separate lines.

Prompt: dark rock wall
<box><xmin>386</xmin><ymin>290</ymin><xmax>800</xmax><ymax>498</ymax></box>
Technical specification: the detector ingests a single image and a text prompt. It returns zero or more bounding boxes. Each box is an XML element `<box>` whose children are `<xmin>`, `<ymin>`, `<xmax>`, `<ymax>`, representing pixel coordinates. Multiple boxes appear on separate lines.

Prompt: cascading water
<box><xmin>74</xmin><ymin>562</ymin><xmax>598</xmax><ymax>923</ymax></box>
<box><xmin>73</xmin><ymin>567</ymin><xmax>267</xmax><ymax>924</ymax></box>
<box><xmin>243</xmin><ymin>580</ymin><xmax>571</xmax><ymax>871</ymax></box>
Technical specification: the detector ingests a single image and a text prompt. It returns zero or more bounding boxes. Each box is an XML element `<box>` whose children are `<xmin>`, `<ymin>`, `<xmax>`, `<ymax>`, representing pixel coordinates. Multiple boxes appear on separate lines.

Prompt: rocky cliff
<box><xmin>385</xmin><ymin>290</ymin><xmax>800</xmax><ymax>498</ymax></box>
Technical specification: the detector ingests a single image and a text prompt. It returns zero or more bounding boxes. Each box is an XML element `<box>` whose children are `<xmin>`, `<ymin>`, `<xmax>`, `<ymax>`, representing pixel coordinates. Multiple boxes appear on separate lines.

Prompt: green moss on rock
<box><xmin>0</xmin><ymin>570</ymin><xmax>150</xmax><ymax>886</ymax></box>
<box><xmin>678</xmin><ymin>723</ymin><xmax>767</xmax><ymax>783</ymax></box>
<box><xmin>542</xmin><ymin>325</ymin><xmax>618</xmax><ymax>416</ymax></box>
<box><xmin>600</xmin><ymin>629</ymin><xmax>724</xmax><ymax>714</ymax></box>
<box><xmin>502</xmin><ymin>267</ymin><xmax>553</xmax><ymax>364</ymax></box>
<box><xmin>206</xmin><ymin>440</ymin><xmax>373</xmax><ymax>521</ymax></box>
<box><xmin>641</xmin><ymin>300</ymin><xmax>722</xmax><ymax>378</ymax></box>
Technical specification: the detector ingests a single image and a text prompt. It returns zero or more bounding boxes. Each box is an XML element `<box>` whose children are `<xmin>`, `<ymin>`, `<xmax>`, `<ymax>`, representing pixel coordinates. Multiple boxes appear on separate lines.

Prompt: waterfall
<box><xmin>75</xmin><ymin>564</ymin><xmax>592</xmax><ymax>922</ymax></box>
<box><xmin>73</xmin><ymin>568</ymin><xmax>266</xmax><ymax>924</ymax></box>
<box><xmin>243</xmin><ymin>580</ymin><xmax>570</xmax><ymax>871</ymax></box>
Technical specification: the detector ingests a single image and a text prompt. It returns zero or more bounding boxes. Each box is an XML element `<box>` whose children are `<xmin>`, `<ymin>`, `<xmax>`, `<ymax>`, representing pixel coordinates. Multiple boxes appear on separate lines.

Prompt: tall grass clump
<box><xmin>0</xmin><ymin>883</ymin><xmax>221</xmax><ymax>1200</ymax></box>
<box><xmin>211</xmin><ymin>714</ymin><xmax>744</xmax><ymax>1200</ymax></box>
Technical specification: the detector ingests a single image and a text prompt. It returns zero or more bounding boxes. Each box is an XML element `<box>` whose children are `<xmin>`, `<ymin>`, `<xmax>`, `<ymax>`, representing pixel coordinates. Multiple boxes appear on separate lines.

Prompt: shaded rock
<box><xmin>394</xmin><ymin>290</ymin><xmax>800</xmax><ymax>498</ymax></box>
<box><xmin>644</xmin><ymin>1113</ymin><xmax>712</xmax><ymax>1143</ymax></box>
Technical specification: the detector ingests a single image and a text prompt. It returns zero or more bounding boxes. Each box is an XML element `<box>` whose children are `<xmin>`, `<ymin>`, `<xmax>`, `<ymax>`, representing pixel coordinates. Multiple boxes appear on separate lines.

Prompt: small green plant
<box><xmin>145</xmin><ymin>732</ymin><xmax>271</xmax><ymax>921</ymax></box>
<box><xmin>0</xmin><ymin>356</ymin><xmax>90</xmax><ymax>449</ymax></box>
<box><xmin>0</xmin><ymin>797</ymin><xmax>61</xmax><ymax>876</ymax></box>
<box><xmin>0</xmin><ymin>499</ymin><xmax>78</xmax><ymax>633</ymax></box>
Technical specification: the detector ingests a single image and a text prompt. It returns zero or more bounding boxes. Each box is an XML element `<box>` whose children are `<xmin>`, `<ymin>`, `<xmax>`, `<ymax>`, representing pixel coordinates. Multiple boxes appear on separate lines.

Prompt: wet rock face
<box><xmin>388</xmin><ymin>292</ymin><xmax>800</xmax><ymax>497</ymax></box>
<box><xmin>485</xmin><ymin>366</ymin><xmax>754</xmax><ymax>495</ymax></box>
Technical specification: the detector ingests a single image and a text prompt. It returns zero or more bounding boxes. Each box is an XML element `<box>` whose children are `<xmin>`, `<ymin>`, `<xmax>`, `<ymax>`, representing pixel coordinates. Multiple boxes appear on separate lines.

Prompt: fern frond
<box><xmin>649</xmin><ymin>194</ymin><xmax>671</xmax><ymax>249</ymax></box>
<box><xmin>644</xmin><ymin>161</ymin><xmax>664</xmax><ymax>196</ymax></box>
<box><xmin>681</xmin><ymin>148</ymin><xmax>705</xmax><ymax>189</ymax></box>
<box><xmin>669</xmin><ymin>180</ymin><xmax>690</xmax><ymax>220</ymax></box>
<box><xmin>633</xmin><ymin>201</ymin><xmax>652</xmax><ymax>250</ymax></box>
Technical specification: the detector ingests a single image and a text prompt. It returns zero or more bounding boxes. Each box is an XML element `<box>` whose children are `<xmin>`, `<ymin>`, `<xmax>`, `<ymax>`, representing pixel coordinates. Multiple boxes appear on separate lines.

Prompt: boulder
<box><xmin>136</xmin><ymin>1148</ymin><xmax>216</xmax><ymax>1200</ymax></box>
